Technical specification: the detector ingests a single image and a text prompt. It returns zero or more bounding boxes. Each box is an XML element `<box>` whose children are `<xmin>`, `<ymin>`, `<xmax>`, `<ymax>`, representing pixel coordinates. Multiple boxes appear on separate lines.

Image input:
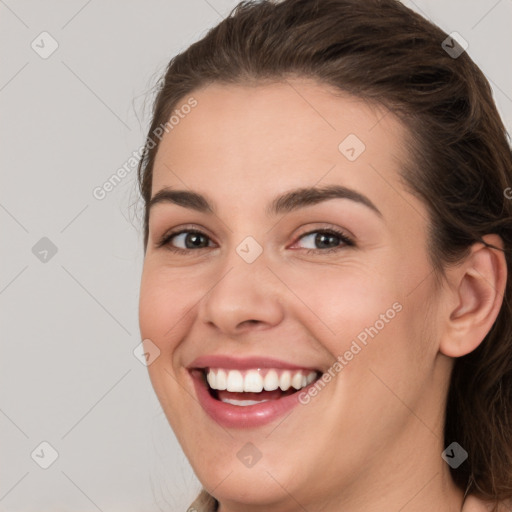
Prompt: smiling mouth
<box><xmin>199</xmin><ymin>367</ymin><xmax>322</xmax><ymax>406</ymax></box>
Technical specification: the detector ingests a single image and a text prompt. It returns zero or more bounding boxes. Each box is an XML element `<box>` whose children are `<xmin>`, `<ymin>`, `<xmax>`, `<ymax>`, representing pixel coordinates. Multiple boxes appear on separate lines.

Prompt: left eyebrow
<box><xmin>148</xmin><ymin>184</ymin><xmax>383</xmax><ymax>219</ymax></box>
<box><xmin>266</xmin><ymin>184</ymin><xmax>382</xmax><ymax>218</ymax></box>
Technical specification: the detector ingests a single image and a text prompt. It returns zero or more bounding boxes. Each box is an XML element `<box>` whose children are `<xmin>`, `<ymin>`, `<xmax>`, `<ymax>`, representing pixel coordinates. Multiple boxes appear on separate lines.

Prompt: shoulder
<box><xmin>463</xmin><ymin>495</ymin><xmax>512</xmax><ymax>512</ymax></box>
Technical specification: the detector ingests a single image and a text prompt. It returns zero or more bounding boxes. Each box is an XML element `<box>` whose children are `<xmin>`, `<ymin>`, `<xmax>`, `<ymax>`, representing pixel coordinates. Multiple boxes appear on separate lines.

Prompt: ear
<box><xmin>439</xmin><ymin>234</ymin><xmax>508</xmax><ymax>358</ymax></box>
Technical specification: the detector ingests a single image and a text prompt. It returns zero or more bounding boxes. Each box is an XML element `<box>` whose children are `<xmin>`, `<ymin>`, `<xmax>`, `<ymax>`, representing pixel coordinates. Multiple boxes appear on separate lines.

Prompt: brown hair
<box><xmin>137</xmin><ymin>0</ymin><xmax>512</xmax><ymax>505</ymax></box>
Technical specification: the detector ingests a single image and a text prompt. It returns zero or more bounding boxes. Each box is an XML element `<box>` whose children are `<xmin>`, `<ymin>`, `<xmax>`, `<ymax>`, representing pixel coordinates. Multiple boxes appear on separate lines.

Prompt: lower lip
<box><xmin>190</xmin><ymin>370</ymin><xmax>317</xmax><ymax>429</ymax></box>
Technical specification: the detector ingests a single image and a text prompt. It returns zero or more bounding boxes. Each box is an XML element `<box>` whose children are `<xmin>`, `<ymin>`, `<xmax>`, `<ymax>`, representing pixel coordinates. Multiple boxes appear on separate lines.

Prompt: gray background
<box><xmin>1</xmin><ymin>1</ymin><xmax>511</xmax><ymax>510</ymax></box>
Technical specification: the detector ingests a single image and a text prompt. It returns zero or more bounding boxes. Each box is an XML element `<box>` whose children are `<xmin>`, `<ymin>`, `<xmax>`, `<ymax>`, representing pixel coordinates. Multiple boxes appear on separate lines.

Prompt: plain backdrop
<box><xmin>1</xmin><ymin>1</ymin><xmax>511</xmax><ymax>510</ymax></box>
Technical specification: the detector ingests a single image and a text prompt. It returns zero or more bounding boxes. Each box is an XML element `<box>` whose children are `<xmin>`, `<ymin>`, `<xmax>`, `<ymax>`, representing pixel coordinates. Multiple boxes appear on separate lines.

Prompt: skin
<box><xmin>138</xmin><ymin>80</ymin><xmax>507</xmax><ymax>512</ymax></box>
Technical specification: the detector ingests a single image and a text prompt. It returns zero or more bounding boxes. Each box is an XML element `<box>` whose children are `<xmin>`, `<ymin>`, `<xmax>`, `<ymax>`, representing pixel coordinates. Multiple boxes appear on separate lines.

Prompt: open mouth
<box><xmin>198</xmin><ymin>367</ymin><xmax>322</xmax><ymax>406</ymax></box>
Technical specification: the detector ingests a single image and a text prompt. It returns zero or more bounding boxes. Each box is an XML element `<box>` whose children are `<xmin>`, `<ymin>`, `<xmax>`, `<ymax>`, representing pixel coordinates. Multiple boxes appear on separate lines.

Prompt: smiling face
<box><xmin>138</xmin><ymin>80</ymin><xmax>460</xmax><ymax>509</ymax></box>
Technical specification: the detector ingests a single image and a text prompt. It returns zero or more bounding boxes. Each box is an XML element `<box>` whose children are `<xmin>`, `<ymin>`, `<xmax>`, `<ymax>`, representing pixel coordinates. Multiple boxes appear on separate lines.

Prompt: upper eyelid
<box><xmin>159</xmin><ymin>221</ymin><xmax>352</xmax><ymax>237</ymax></box>
<box><xmin>160</xmin><ymin>225</ymin><xmax>214</xmax><ymax>241</ymax></box>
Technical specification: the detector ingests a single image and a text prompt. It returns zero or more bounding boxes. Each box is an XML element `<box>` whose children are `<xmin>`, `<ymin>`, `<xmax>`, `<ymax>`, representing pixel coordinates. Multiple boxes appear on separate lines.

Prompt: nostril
<box><xmin>240</xmin><ymin>320</ymin><xmax>260</xmax><ymax>328</ymax></box>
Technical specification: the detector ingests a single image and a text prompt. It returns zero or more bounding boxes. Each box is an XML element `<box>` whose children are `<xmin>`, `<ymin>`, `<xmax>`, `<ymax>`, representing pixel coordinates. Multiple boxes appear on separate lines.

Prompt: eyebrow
<box><xmin>148</xmin><ymin>184</ymin><xmax>383</xmax><ymax>218</ymax></box>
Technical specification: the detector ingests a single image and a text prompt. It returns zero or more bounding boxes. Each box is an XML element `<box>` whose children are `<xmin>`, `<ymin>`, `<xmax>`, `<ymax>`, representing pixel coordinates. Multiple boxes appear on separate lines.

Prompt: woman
<box><xmin>137</xmin><ymin>0</ymin><xmax>512</xmax><ymax>510</ymax></box>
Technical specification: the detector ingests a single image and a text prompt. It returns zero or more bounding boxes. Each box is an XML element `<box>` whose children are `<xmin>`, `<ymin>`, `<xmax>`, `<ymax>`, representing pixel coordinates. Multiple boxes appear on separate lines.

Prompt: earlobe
<box><xmin>439</xmin><ymin>234</ymin><xmax>507</xmax><ymax>358</ymax></box>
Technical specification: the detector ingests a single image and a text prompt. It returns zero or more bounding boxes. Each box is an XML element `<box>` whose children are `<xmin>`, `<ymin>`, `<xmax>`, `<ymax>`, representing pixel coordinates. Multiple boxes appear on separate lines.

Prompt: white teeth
<box><xmin>279</xmin><ymin>370</ymin><xmax>291</xmax><ymax>391</ymax></box>
<box><xmin>226</xmin><ymin>370</ymin><xmax>244</xmax><ymax>392</ymax></box>
<box><xmin>291</xmin><ymin>372</ymin><xmax>303</xmax><ymax>390</ymax></box>
<box><xmin>243</xmin><ymin>371</ymin><xmax>263</xmax><ymax>392</ymax></box>
<box><xmin>216</xmin><ymin>369</ymin><xmax>227</xmax><ymax>390</ymax></box>
<box><xmin>263</xmin><ymin>370</ymin><xmax>279</xmax><ymax>391</ymax></box>
<box><xmin>206</xmin><ymin>370</ymin><xmax>216</xmax><ymax>389</ymax></box>
<box><xmin>205</xmin><ymin>368</ymin><xmax>318</xmax><ymax>392</ymax></box>
<box><xmin>221</xmin><ymin>398</ymin><xmax>270</xmax><ymax>406</ymax></box>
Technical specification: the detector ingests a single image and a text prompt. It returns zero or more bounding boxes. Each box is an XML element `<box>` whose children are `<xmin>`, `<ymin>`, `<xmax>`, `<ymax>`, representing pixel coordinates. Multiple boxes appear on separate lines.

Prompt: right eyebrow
<box><xmin>148</xmin><ymin>188</ymin><xmax>214</xmax><ymax>214</ymax></box>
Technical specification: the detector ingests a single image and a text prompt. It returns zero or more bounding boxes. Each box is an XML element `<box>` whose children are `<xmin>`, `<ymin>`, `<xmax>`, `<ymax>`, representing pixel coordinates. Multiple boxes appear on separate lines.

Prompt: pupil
<box><xmin>186</xmin><ymin>233</ymin><xmax>207</xmax><ymax>248</ymax></box>
<box><xmin>316</xmin><ymin>233</ymin><xmax>339</xmax><ymax>248</ymax></box>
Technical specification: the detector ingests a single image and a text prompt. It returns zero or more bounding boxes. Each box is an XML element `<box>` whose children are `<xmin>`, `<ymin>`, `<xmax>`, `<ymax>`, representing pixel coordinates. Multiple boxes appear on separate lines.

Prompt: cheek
<box><xmin>138</xmin><ymin>263</ymin><xmax>205</xmax><ymax>409</ymax></box>
<box><xmin>138</xmin><ymin>264</ymin><xmax>192</xmax><ymax>351</ymax></box>
<box><xmin>138</xmin><ymin>267</ymin><xmax>193</xmax><ymax>427</ymax></box>
<box><xmin>280</xmin><ymin>261</ymin><xmax>402</xmax><ymax>348</ymax></box>
<box><xmin>281</xmin><ymin>259</ymin><xmax>431</xmax><ymax>391</ymax></box>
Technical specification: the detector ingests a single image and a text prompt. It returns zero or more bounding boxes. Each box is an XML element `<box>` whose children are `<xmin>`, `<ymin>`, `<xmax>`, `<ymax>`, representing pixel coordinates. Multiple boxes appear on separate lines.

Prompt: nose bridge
<box><xmin>198</xmin><ymin>235</ymin><xmax>284</xmax><ymax>333</ymax></box>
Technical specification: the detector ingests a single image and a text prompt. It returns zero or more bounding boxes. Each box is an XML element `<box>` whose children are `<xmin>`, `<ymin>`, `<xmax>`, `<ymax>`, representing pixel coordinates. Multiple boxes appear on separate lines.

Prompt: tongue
<box><xmin>216</xmin><ymin>388</ymin><xmax>296</xmax><ymax>401</ymax></box>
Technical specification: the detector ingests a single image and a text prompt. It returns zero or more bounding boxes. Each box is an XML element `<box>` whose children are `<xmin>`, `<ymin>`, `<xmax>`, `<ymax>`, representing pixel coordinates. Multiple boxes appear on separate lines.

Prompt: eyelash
<box><xmin>156</xmin><ymin>226</ymin><xmax>355</xmax><ymax>255</ymax></box>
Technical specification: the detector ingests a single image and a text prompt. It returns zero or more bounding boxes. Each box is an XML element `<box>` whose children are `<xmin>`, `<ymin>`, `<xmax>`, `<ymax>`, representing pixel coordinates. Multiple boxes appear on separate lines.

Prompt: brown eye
<box><xmin>294</xmin><ymin>228</ymin><xmax>354</xmax><ymax>253</ymax></box>
<box><xmin>156</xmin><ymin>227</ymin><xmax>354</xmax><ymax>255</ymax></box>
<box><xmin>157</xmin><ymin>229</ymin><xmax>214</xmax><ymax>252</ymax></box>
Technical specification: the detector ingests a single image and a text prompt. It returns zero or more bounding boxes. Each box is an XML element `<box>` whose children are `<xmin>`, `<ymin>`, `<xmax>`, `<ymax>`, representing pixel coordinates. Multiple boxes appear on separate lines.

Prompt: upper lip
<box><xmin>188</xmin><ymin>355</ymin><xmax>321</xmax><ymax>372</ymax></box>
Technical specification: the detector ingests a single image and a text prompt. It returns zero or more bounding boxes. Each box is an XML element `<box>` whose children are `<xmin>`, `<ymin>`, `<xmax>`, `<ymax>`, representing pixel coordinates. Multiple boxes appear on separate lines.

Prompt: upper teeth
<box><xmin>206</xmin><ymin>368</ymin><xmax>318</xmax><ymax>392</ymax></box>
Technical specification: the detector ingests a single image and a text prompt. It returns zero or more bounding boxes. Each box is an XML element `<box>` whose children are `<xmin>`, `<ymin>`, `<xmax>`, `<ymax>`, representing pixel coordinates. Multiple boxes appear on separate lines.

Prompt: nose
<box><xmin>198</xmin><ymin>253</ymin><xmax>285</xmax><ymax>336</ymax></box>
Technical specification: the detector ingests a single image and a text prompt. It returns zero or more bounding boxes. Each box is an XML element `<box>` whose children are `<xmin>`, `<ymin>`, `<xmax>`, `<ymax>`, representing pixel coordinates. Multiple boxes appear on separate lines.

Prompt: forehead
<box><xmin>151</xmin><ymin>80</ymin><xmax>426</xmax><ymax>226</ymax></box>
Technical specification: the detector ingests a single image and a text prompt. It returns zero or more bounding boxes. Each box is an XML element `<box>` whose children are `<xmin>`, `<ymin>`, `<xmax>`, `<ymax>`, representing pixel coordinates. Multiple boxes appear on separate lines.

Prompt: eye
<box><xmin>156</xmin><ymin>226</ymin><xmax>354</xmax><ymax>254</ymax></box>
<box><xmin>292</xmin><ymin>228</ymin><xmax>354</xmax><ymax>254</ymax></box>
<box><xmin>156</xmin><ymin>228</ymin><xmax>215</xmax><ymax>253</ymax></box>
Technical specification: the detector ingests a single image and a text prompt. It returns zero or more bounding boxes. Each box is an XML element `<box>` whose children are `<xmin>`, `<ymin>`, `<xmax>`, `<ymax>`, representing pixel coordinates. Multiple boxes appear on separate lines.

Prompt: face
<box><xmin>139</xmin><ymin>80</ymin><xmax>453</xmax><ymax>508</ymax></box>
